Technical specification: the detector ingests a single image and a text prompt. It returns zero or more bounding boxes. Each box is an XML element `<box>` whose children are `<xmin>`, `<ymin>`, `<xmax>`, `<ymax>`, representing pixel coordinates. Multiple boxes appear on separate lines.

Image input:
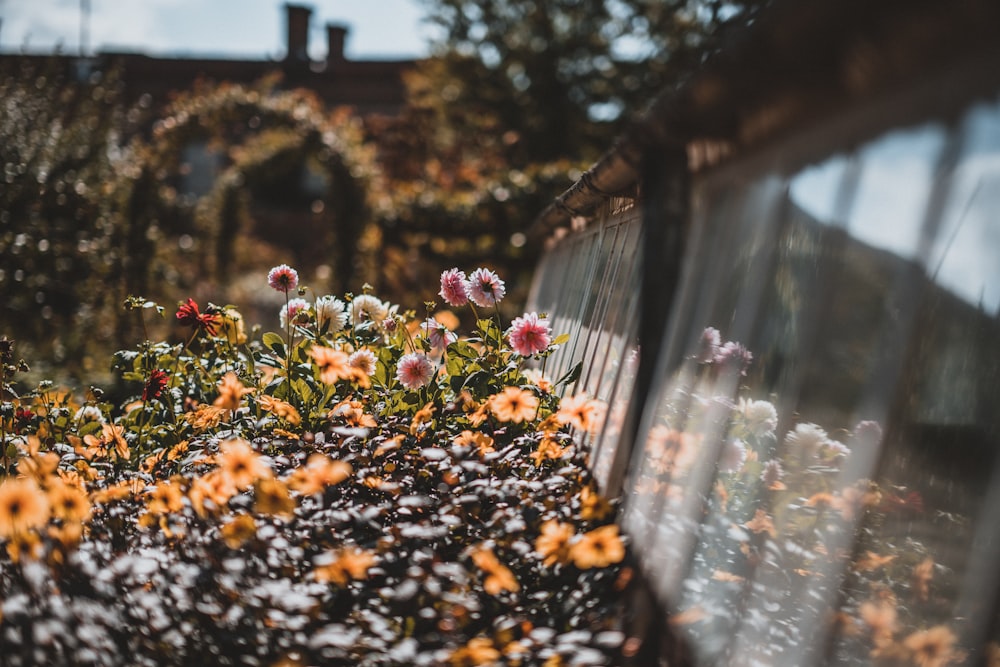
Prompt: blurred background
<box><xmin>0</xmin><ymin>0</ymin><xmax>763</xmax><ymax>388</ymax></box>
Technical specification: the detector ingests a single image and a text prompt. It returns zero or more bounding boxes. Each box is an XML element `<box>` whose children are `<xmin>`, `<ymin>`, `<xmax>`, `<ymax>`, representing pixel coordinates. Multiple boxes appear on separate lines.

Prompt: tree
<box><xmin>417</xmin><ymin>0</ymin><xmax>770</xmax><ymax>164</ymax></box>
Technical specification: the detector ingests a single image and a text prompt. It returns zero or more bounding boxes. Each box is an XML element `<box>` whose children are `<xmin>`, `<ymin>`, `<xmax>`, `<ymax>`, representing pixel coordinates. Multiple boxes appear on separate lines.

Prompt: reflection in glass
<box><xmin>625</xmin><ymin>96</ymin><xmax>1000</xmax><ymax>665</ymax></box>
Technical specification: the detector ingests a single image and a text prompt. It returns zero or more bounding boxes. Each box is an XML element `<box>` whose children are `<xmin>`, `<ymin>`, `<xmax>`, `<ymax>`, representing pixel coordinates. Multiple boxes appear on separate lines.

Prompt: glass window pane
<box><xmin>625</xmin><ymin>95</ymin><xmax>1000</xmax><ymax>666</ymax></box>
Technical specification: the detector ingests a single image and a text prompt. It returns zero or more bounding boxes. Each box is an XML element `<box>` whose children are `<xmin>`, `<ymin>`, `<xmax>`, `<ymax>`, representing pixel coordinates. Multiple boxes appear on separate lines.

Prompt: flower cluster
<box><xmin>0</xmin><ymin>266</ymin><xmax>629</xmax><ymax>666</ymax></box>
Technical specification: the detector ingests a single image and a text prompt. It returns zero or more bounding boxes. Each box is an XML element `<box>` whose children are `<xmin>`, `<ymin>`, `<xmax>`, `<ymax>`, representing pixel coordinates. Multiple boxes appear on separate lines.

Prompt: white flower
<box><xmin>739</xmin><ymin>398</ymin><xmax>778</xmax><ymax>437</ymax></box>
<box><xmin>347</xmin><ymin>349</ymin><xmax>377</xmax><ymax>376</ymax></box>
<box><xmin>350</xmin><ymin>295</ymin><xmax>389</xmax><ymax>325</ymax></box>
<box><xmin>718</xmin><ymin>438</ymin><xmax>748</xmax><ymax>473</ymax></box>
<box><xmin>784</xmin><ymin>423</ymin><xmax>829</xmax><ymax>454</ymax></box>
<box><xmin>315</xmin><ymin>296</ymin><xmax>348</xmax><ymax>334</ymax></box>
<box><xmin>74</xmin><ymin>405</ymin><xmax>105</xmax><ymax>424</ymax></box>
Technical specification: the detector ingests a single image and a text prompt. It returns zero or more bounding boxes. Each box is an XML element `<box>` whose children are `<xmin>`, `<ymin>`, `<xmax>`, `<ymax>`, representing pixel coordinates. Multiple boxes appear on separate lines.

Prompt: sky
<box><xmin>0</xmin><ymin>0</ymin><xmax>435</xmax><ymax>60</ymax></box>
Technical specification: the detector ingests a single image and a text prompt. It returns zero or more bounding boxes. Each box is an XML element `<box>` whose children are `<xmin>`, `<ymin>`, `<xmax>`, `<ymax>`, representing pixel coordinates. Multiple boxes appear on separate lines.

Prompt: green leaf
<box><xmin>555</xmin><ymin>361</ymin><xmax>583</xmax><ymax>389</ymax></box>
<box><xmin>262</xmin><ymin>332</ymin><xmax>286</xmax><ymax>357</ymax></box>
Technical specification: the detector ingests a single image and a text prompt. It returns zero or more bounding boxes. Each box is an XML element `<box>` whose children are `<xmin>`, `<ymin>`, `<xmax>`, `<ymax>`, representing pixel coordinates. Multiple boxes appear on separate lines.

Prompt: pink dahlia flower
<box><xmin>396</xmin><ymin>353</ymin><xmax>434</xmax><ymax>389</ymax></box>
<box><xmin>422</xmin><ymin>318</ymin><xmax>457</xmax><ymax>352</ymax></box>
<box><xmin>280</xmin><ymin>298</ymin><xmax>310</xmax><ymax>329</ymax></box>
<box><xmin>268</xmin><ymin>264</ymin><xmax>299</xmax><ymax>293</ymax></box>
<box><xmin>439</xmin><ymin>268</ymin><xmax>469</xmax><ymax>307</ymax></box>
<box><xmin>466</xmin><ymin>268</ymin><xmax>506</xmax><ymax>308</ymax></box>
<box><xmin>508</xmin><ymin>312</ymin><xmax>551</xmax><ymax>357</ymax></box>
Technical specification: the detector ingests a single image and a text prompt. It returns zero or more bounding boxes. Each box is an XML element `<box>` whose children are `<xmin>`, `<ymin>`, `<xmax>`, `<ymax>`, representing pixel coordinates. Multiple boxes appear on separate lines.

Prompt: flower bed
<box><xmin>0</xmin><ymin>267</ymin><xmax>631</xmax><ymax>666</ymax></box>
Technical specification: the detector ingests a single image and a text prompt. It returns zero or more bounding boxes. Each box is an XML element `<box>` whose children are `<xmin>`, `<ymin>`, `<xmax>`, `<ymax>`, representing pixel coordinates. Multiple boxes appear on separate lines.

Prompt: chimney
<box><xmin>326</xmin><ymin>24</ymin><xmax>349</xmax><ymax>67</ymax></box>
<box><xmin>284</xmin><ymin>4</ymin><xmax>312</xmax><ymax>64</ymax></box>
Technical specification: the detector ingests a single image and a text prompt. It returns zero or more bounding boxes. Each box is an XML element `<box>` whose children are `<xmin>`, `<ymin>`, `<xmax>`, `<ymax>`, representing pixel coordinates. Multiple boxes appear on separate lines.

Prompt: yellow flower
<box><xmin>220</xmin><ymin>514</ymin><xmax>257</xmax><ymax>549</ymax></box>
<box><xmin>489</xmin><ymin>387</ymin><xmax>539</xmax><ymax>424</ymax></box>
<box><xmin>313</xmin><ymin>546</ymin><xmax>377</xmax><ymax>586</ymax></box>
<box><xmin>213</xmin><ymin>372</ymin><xmax>255</xmax><ymax>412</ymax></box>
<box><xmin>535</xmin><ymin>520</ymin><xmax>574</xmax><ymax>566</ymax></box>
<box><xmin>0</xmin><ymin>478</ymin><xmax>50</xmax><ymax>538</ymax></box>
<box><xmin>47</xmin><ymin>480</ymin><xmax>92</xmax><ymax>523</ymax></box>
<box><xmin>258</xmin><ymin>394</ymin><xmax>301</xmax><ymax>426</ymax></box>
<box><xmin>218</xmin><ymin>438</ymin><xmax>271</xmax><ymax>490</ymax></box>
<box><xmin>579</xmin><ymin>485</ymin><xmax>612</xmax><ymax>521</ymax></box>
<box><xmin>570</xmin><ymin>524</ymin><xmax>625</xmax><ymax>569</ymax></box>
<box><xmin>6</xmin><ymin>531</ymin><xmax>44</xmax><ymax>563</ymax></box>
<box><xmin>254</xmin><ymin>477</ymin><xmax>296</xmax><ymax>518</ymax></box>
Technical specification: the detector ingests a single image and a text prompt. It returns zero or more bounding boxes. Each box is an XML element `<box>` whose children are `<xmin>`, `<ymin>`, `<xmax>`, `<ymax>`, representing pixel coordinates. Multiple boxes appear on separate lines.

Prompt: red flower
<box><xmin>143</xmin><ymin>369</ymin><xmax>170</xmax><ymax>402</ymax></box>
<box><xmin>176</xmin><ymin>298</ymin><xmax>220</xmax><ymax>336</ymax></box>
<box><xmin>13</xmin><ymin>407</ymin><xmax>33</xmax><ymax>433</ymax></box>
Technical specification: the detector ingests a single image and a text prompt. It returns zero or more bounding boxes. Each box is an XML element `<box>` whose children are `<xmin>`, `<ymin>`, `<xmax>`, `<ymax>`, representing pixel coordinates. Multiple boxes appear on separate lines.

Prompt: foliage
<box><xmin>416</xmin><ymin>0</ymin><xmax>772</xmax><ymax>164</ymax></box>
<box><xmin>0</xmin><ymin>267</ymin><xmax>633</xmax><ymax>665</ymax></box>
<box><xmin>0</xmin><ymin>59</ymin><xmax>139</xmax><ymax>380</ymax></box>
<box><xmin>1</xmin><ymin>65</ymin><xmax>383</xmax><ymax>387</ymax></box>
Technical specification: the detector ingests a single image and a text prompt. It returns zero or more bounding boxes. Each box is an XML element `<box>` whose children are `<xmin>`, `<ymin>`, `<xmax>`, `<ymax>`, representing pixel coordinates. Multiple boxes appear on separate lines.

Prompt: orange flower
<box><xmin>471</xmin><ymin>547</ymin><xmax>520</xmax><ymax>595</ymax></box>
<box><xmin>309</xmin><ymin>345</ymin><xmax>370</xmax><ymax>387</ymax></box>
<box><xmin>81</xmin><ymin>423</ymin><xmax>130</xmax><ymax>461</ymax></box>
<box><xmin>313</xmin><ymin>546</ymin><xmax>377</xmax><ymax>586</ymax></box>
<box><xmin>0</xmin><ymin>478</ymin><xmax>50</xmax><ymax>538</ymax></box>
<box><xmin>184</xmin><ymin>403</ymin><xmax>228</xmax><ymax>431</ymax></box>
<box><xmin>220</xmin><ymin>514</ymin><xmax>257</xmax><ymax>549</ymax></box>
<box><xmin>449</xmin><ymin>637</ymin><xmax>501</xmax><ymax>667</ymax></box>
<box><xmin>287</xmin><ymin>454</ymin><xmax>352</xmax><ymax>495</ymax></box>
<box><xmin>744</xmin><ymin>509</ymin><xmax>777</xmax><ymax>537</ymax></box>
<box><xmin>555</xmin><ymin>393</ymin><xmax>603</xmax><ymax>432</ymax></box>
<box><xmin>218</xmin><ymin>438</ymin><xmax>271</xmax><ymax>489</ymax></box>
<box><xmin>570</xmin><ymin>524</ymin><xmax>625</xmax><ymax>569</ymax></box>
<box><xmin>912</xmin><ymin>556</ymin><xmax>934</xmax><ymax>602</ymax></box>
<box><xmin>860</xmin><ymin>598</ymin><xmax>898</xmax><ymax>649</ymax></box>
<box><xmin>188</xmin><ymin>470</ymin><xmax>237</xmax><ymax>517</ymax></box>
<box><xmin>854</xmin><ymin>550</ymin><xmax>896</xmax><ymax>572</ymax></box>
<box><xmin>579</xmin><ymin>485</ymin><xmax>612</xmax><ymax>521</ymax></box>
<box><xmin>489</xmin><ymin>387</ymin><xmax>539</xmax><ymax>424</ymax></box>
<box><xmin>530</xmin><ymin>436</ymin><xmax>567</xmax><ymax>465</ymax></box>
<box><xmin>258</xmin><ymin>394</ymin><xmax>301</xmax><ymax>426</ymax></box>
<box><xmin>902</xmin><ymin>625</ymin><xmax>957</xmax><ymax>667</ymax></box>
<box><xmin>329</xmin><ymin>399</ymin><xmax>378</xmax><ymax>428</ymax></box>
<box><xmin>90</xmin><ymin>478</ymin><xmax>144</xmax><ymax>505</ymax></box>
<box><xmin>254</xmin><ymin>477</ymin><xmax>296</xmax><ymax>518</ymax></box>
<box><xmin>410</xmin><ymin>402</ymin><xmax>437</xmax><ymax>436</ymax></box>
<box><xmin>145</xmin><ymin>479</ymin><xmax>185</xmax><ymax>515</ymax></box>
<box><xmin>213</xmin><ymin>372</ymin><xmax>254</xmax><ymax>412</ymax></box>
<box><xmin>535</xmin><ymin>520</ymin><xmax>574</xmax><ymax>566</ymax></box>
<box><xmin>453</xmin><ymin>430</ymin><xmax>495</xmax><ymax>455</ymax></box>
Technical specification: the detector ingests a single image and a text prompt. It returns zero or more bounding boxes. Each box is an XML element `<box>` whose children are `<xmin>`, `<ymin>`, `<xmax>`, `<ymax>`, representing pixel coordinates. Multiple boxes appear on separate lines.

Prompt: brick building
<box><xmin>0</xmin><ymin>3</ymin><xmax>415</xmax><ymax>116</ymax></box>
